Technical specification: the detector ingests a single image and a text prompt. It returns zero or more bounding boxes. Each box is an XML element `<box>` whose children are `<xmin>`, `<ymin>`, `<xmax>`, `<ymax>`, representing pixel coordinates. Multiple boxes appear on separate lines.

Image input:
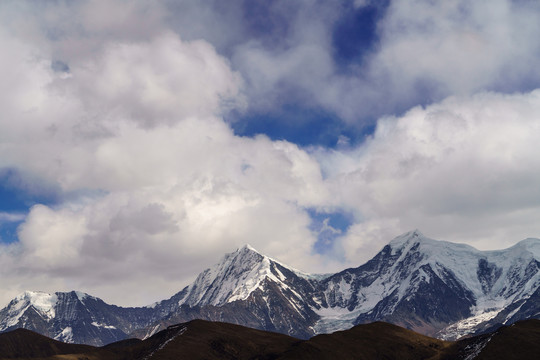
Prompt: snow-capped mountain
<box><xmin>314</xmin><ymin>230</ymin><xmax>540</xmax><ymax>338</ymax></box>
<box><xmin>1</xmin><ymin>230</ymin><xmax>539</xmax><ymax>345</ymax></box>
<box><xmin>0</xmin><ymin>290</ymin><xmax>155</xmax><ymax>346</ymax></box>
<box><xmin>144</xmin><ymin>244</ymin><xmax>323</xmax><ymax>339</ymax></box>
<box><xmin>176</xmin><ymin>244</ymin><xmax>315</xmax><ymax>306</ymax></box>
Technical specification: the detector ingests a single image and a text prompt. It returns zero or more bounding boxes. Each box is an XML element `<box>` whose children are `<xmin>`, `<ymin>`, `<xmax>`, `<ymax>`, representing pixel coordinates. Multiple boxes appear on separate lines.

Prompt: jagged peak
<box><xmin>228</xmin><ymin>244</ymin><xmax>264</xmax><ymax>261</ymax></box>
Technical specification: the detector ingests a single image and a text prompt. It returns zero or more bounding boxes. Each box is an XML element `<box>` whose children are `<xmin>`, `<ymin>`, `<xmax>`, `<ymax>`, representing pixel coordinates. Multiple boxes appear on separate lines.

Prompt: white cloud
<box><xmin>7</xmin><ymin>0</ymin><xmax>539</xmax><ymax>124</ymax></box>
<box><xmin>66</xmin><ymin>32</ymin><xmax>245</xmax><ymax>127</ymax></box>
<box><xmin>0</xmin><ymin>212</ymin><xmax>26</xmax><ymax>223</ymax></box>
<box><xmin>316</xmin><ymin>90</ymin><xmax>540</xmax><ymax>262</ymax></box>
<box><xmin>229</xmin><ymin>0</ymin><xmax>540</xmax><ymax>122</ymax></box>
<box><xmin>370</xmin><ymin>0</ymin><xmax>540</xmax><ymax>99</ymax></box>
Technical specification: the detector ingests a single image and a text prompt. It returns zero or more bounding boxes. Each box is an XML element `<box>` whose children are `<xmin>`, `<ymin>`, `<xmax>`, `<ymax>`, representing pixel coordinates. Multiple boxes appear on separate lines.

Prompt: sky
<box><xmin>1</xmin><ymin>0</ymin><xmax>540</xmax><ymax>307</ymax></box>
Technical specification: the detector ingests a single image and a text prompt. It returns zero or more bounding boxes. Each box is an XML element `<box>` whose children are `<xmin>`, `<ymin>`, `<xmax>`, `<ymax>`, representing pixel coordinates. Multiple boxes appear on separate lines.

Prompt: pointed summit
<box><xmin>177</xmin><ymin>245</ymin><xmax>271</xmax><ymax>307</ymax></box>
<box><xmin>239</xmin><ymin>244</ymin><xmax>259</xmax><ymax>253</ymax></box>
<box><xmin>176</xmin><ymin>244</ymin><xmax>311</xmax><ymax>308</ymax></box>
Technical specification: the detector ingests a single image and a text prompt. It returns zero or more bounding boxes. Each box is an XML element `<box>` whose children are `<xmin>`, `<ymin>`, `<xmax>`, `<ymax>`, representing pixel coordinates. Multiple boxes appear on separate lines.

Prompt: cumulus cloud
<box><xmin>228</xmin><ymin>0</ymin><xmax>540</xmax><ymax>123</ymax></box>
<box><xmin>368</xmin><ymin>0</ymin><xmax>540</xmax><ymax>105</ymax></box>
<box><xmin>8</xmin><ymin>0</ymin><xmax>536</xmax><ymax>124</ymax></box>
<box><xmin>316</xmin><ymin>90</ymin><xmax>540</xmax><ymax>262</ymax></box>
<box><xmin>67</xmin><ymin>32</ymin><xmax>245</xmax><ymax>127</ymax></box>
<box><xmin>0</xmin><ymin>18</ymin><xmax>331</xmax><ymax>305</ymax></box>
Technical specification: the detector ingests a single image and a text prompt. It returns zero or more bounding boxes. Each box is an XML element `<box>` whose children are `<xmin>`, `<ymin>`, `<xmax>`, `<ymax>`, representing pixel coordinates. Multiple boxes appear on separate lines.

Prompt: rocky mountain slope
<box><xmin>0</xmin><ymin>230</ymin><xmax>538</xmax><ymax>346</ymax></box>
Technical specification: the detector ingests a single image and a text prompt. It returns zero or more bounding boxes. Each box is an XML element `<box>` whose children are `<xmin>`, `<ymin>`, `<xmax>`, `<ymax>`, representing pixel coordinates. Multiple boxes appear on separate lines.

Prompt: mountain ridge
<box><xmin>1</xmin><ymin>230</ymin><xmax>539</xmax><ymax>346</ymax></box>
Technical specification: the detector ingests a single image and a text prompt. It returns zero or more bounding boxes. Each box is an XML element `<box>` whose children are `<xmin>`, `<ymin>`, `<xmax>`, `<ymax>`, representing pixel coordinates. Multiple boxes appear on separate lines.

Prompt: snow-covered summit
<box><xmin>175</xmin><ymin>244</ymin><xmax>315</xmax><ymax>308</ymax></box>
<box><xmin>178</xmin><ymin>245</ymin><xmax>284</xmax><ymax>306</ymax></box>
<box><xmin>385</xmin><ymin>231</ymin><xmax>540</xmax><ymax>299</ymax></box>
<box><xmin>388</xmin><ymin>229</ymin><xmax>478</xmax><ymax>254</ymax></box>
<box><xmin>2</xmin><ymin>291</ymin><xmax>58</xmax><ymax>326</ymax></box>
<box><xmin>241</xmin><ymin>243</ymin><xmax>259</xmax><ymax>253</ymax></box>
<box><xmin>506</xmin><ymin>238</ymin><xmax>540</xmax><ymax>259</ymax></box>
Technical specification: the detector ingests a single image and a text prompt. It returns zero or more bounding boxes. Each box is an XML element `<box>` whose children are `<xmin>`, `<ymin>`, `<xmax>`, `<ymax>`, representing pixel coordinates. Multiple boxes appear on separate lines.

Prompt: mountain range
<box><xmin>1</xmin><ymin>318</ymin><xmax>539</xmax><ymax>359</ymax></box>
<box><xmin>0</xmin><ymin>230</ymin><xmax>539</xmax><ymax>346</ymax></box>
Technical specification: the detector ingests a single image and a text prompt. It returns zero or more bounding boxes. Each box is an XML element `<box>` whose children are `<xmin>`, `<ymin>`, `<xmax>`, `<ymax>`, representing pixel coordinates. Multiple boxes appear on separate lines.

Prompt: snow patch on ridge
<box><xmin>91</xmin><ymin>321</ymin><xmax>117</xmax><ymax>329</ymax></box>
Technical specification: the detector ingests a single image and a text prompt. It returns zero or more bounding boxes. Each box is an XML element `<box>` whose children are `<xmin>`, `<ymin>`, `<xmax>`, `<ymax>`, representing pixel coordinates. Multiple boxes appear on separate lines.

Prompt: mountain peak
<box><xmin>388</xmin><ymin>229</ymin><xmax>429</xmax><ymax>248</ymax></box>
<box><xmin>240</xmin><ymin>243</ymin><xmax>258</xmax><ymax>252</ymax></box>
<box><xmin>0</xmin><ymin>291</ymin><xmax>58</xmax><ymax>328</ymax></box>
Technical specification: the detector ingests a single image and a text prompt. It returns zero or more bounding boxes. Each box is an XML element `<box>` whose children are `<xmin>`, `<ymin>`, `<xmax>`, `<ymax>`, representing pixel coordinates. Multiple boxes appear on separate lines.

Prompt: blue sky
<box><xmin>1</xmin><ymin>0</ymin><xmax>540</xmax><ymax>306</ymax></box>
<box><xmin>0</xmin><ymin>168</ymin><xmax>60</xmax><ymax>243</ymax></box>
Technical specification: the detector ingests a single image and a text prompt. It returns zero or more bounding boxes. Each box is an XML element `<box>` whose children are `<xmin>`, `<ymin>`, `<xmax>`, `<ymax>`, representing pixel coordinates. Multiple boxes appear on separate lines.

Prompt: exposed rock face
<box><xmin>1</xmin><ymin>230</ymin><xmax>539</xmax><ymax>345</ymax></box>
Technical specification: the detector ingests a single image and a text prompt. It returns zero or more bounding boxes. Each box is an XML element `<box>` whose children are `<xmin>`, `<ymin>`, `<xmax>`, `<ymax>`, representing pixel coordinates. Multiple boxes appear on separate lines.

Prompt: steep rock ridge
<box><xmin>0</xmin><ymin>231</ymin><xmax>539</xmax><ymax>345</ymax></box>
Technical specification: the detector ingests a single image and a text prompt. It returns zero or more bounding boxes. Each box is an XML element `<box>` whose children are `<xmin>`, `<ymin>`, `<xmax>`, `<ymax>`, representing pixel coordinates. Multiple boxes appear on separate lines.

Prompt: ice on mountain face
<box><xmin>313</xmin><ymin>231</ymin><xmax>540</xmax><ymax>338</ymax></box>
<box><xmin>438</xmin><ymin>309</ymin><xmax>501</xmax><ymax>340</ymax></box>
<box><xmin>313</xmin><ymin>306</ymin><xmax>363</xmax><ymax>334</ymax></box>
<box><xmin>55</xmin><ymin>327</ymin><xmax>73</xmax><ymax>343</ymax></box>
